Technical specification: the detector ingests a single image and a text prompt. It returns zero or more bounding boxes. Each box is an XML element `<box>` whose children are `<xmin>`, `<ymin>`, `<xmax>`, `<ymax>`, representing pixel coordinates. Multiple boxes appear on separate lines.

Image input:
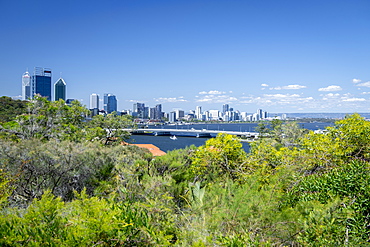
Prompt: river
<box><xmin>127</xmin><ymin>122</ymin><xmax>333</xmax><ymax>152</ymax></box>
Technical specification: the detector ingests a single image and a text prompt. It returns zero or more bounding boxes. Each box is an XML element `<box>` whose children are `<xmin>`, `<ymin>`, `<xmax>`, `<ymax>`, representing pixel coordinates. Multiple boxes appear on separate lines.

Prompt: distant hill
<box><xmin>273</xmin><ymin>112</ymin><xmax>370</xmax><ymax>119</ymax></box>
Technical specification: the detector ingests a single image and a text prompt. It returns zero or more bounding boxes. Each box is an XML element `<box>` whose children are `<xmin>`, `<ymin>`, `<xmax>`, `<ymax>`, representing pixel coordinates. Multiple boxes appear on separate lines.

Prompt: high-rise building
<box><xmin>257</xmin><ymin>109</ymin><xmax>263</xmax><ymax>119</ymax></box>
<box><xmin>31</xmin><ymin>67</ymin><xmax>52</xmax><ymax>100</ymax></box>
<box><xmin>209</xmin><ymin>110</ymin><xmax>220</xmax><ymax>121</ymax></box>
<box><xmin>149</xmin><ymin>104</ymin><xmax>163</xmax><ymax>120</ymax></box>
<box><xmin>222</xmin><ymin>104</ymin><xmax>229</xmax><ymax>114</ymax></box>
<box><xmin>54</xmin><ymin>78</ymin><xmax>66</xmax><ymax>101</ymax></box>
<box><xmin>90</xmin><ymin>93</ymin><xmax>99</xmax><ymax>109</ymax></box>
<box><xmin>169</xmin><ymin>111</ymin><xmax>176</xmax><ymax>123</ymax></box>
<box><xmin>104</xmin><ymin>93</ymin><xmax>117</xmax><ymax>114</ymax></box>
<box><xmin>133</xmin><ymin>102</ymin><xmax>145</xmax><ymax>118</ymax></box>
<box><xmin>22</xmin><ymin>70</ymin><xmax>31</xmax><ymax>100</ymax></box>
<box><xmin>196</xmin><ymin>106</ymin><xmax>202</xmax><ymax>120</ymax></box>
<box><xmin>155</xmin><ymin>104</ymin><xmax>163</xmax><ymax>120</ymax></box>
<box><xmin>175</xmin><ymin>110</ymin><xmax>184</xmax><ymax>120</ymax></box>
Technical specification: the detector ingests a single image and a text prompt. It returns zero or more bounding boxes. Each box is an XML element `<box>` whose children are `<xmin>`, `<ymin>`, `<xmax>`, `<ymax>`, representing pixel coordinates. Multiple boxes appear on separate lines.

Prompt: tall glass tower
<box><xmin>31</xmin><ymin>67</ymin><xmax>52</xmax><ymax>100</ymax></box>
<box><xmin>103</xmin><ymin>93</ymin><xmax>117</xmax><ymax>114</ymax></box>
<box><xmin>54</xmin><ymin>78</ymin><xmax>66</xmax><ymax>101</ymax></box>
<box><xmin>90</xmin><ymin>93</ymin><xmax>99</xmax><ymax>109</ymax></box>
<box><xmin>22</xmin><ymin>70</ymin><xmax>31</xmax><ymax>100</ymax></box>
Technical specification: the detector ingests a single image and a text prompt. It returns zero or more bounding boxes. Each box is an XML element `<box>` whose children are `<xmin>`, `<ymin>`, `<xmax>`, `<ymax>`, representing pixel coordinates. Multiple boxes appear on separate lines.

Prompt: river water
<box><xmin>127</xmin><ymin>122</ymin><xmax>333</xmax><ymax>152</ymax></box>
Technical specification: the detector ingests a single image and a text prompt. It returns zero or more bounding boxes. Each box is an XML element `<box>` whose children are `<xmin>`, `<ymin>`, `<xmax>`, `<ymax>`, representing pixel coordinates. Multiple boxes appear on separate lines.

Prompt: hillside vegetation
<box><xmin>1</xmin><ymin>97</ymin><xmax>370</xmax><ymax>246</ymax></box>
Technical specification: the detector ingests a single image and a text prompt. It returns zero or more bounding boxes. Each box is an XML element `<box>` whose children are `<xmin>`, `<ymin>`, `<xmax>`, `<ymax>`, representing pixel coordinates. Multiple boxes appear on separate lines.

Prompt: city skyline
<box><xmin>1</xmin><ymin>1</ymin><xmax>370</xmax><ymax>113</ymax></box>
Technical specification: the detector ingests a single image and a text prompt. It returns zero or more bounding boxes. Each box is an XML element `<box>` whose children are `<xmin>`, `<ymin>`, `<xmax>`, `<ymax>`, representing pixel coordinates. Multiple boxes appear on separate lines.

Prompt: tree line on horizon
<box><xmin>0</xmin><ymin>96</ymin><xmax>370</xmax><ymax>246</ymax></box>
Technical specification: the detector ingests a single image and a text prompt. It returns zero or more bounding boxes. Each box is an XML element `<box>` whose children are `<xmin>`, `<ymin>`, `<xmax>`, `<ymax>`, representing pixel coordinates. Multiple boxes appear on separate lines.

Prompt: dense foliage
<box><xmin>0</xmin><ymin>96</ymin><xmax>28</xmax><ymax>123</ymax></box>
<box><xmin>1</xmin><ymin>98</ymin><xmax>370</xmax><ymax>246</ymax></box>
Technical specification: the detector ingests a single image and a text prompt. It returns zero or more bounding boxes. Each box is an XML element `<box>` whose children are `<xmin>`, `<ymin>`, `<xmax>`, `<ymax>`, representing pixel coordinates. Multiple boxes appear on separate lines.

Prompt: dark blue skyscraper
<box><xmin>104</xmin><ymin>93</ymin><xmax>117</xmax><ymax>114</ymax></box>
<box><xmin>54</xmin><ymin>78</ymin><xmax>66</xmax><ymax>101</ymax></box>
<box><xmin>31</xmin><ymin>67</ymin><xmax>52</xmax><ymax>100</ymax></box>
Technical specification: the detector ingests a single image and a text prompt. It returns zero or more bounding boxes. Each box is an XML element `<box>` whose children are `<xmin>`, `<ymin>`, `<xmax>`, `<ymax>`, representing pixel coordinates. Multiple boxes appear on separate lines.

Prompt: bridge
<box><xmin>121</xmin><ymin>128</ymin><xmax>259</xmax><ymax>138</ymax></box>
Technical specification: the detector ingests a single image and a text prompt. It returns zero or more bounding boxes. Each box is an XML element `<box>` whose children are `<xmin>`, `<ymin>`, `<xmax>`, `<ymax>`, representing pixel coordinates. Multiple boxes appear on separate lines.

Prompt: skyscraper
<box><xmin>31</xmin><ymin>67</ymin><xmax>52</xmax><ymax>100</ymax></box>
<box><xmin>155</xmin><ymin>104</ymin><xmax>163</xmax><ymax>120</ymax></box>
<box><xmin>196</xmin><ymin>106</ymin><xmax>202</xmax><ymax>120</ymax></box>
<box><xmin>103</xmin><ymin>93</ymin><xmax>117</xmax><ymax>114</ymax></box>
<box><xmin>54</xmin><ymin>78</ymin><xmax>66</xmax><ymax>101</ymax></box>
<box><xmin>22</xmin><ymin>70</ymin><xmax>31</xmax><ymax>100</ymax></box>
<box><xmin>90</xmin><ymin>93</ymin><xmax>99</xmax><ymax>109</ymax></box>
<box><xmin>222</xmin><ymin>104</ymin><xmax>229</xmax><ymax>114</ymax></box>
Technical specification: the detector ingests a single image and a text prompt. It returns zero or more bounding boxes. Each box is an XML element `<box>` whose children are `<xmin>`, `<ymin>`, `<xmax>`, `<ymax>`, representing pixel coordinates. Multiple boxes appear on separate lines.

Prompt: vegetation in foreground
<box><xmin>1</xmin><ymin>97</ymin><xmax>370</xmax><ymax>246</ymax></box>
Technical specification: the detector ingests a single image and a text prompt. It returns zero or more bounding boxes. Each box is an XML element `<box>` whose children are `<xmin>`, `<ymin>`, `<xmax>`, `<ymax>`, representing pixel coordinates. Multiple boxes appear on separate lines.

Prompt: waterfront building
<box><xmin>22</xmin><ymin>70</ymin><xmax>31</xmax><ymax>100</ymax></box>
<box><xmin>31</xmin><ymin>67</ymin><xmax>52</xmax><ymax>100</ymax></box>
<box><xmin>54</xmin><ymin>78</ymin><xmax>66</xmax><ymax>101</ymax></box>
<box><xmin>151</xmin><ymin>104</ymin><xmax>163</xmax><ymax>120</ymax></box>
<box><xmin>240</xmin><ymin>112</ymin><xmax>248</xmax><ymax>121</ymax></box>
<box><xmin>104</xmin><ymin>93</ymin><xmax>117</xmax><ymax>113</ymax></box>
<box><xmin>90</xmin><ymin>93</ymin><xmax>99</xmax><ymax>110</ymax></box>
<box><xmin>252</xmin><ymin>113</ymin><xmax>260</xmax><ymax>121</ymax></box>
<box><xmin>257</xmin><ymin>109</ymin><xmax>263</xmax><ymax>119</ymax></box>
<box><xmin>196</xmin><ymin>106</ymin><xmax>202</xmax><ymax>120</ymax></box>
<box><xmin>209</xmin><ymin>110</ymin><xmax>221</xmax><ymax>121</ymax></box>
<box><xmin>134</xmin><ymin>102</ymin><xmax>146</xmax><ymax>118</ymax></box>
<box><xmin>204</xmin><ymin>111</ymin><xmax>210</xmax><ymax>121</ymax></box>
<box><xmin>169</xmin><ymin>111</ymin><xmax>176</xmax><ymax>122</ymax></box>
<box><xmin>175</xmin><ymin>109</ymin><xmax>185</xmax><ymax>120</ymax></box>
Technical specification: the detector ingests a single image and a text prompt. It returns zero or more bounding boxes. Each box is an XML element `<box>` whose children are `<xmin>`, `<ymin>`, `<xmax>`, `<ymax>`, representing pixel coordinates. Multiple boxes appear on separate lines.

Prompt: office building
<box><xmin>104</xmin><ymin>93</ymin><xmax>117</xmax><ymax>114</ymax></box>
<box><xmin>169</xmin><ymin>111</ymin><xmax>176</xmax><ymax>122</ymax></box>
<box><xmin>31</xmin><ymin>67</ymin><xmax>52</xmax><ymax>100</ymax></box>
<box><xmin>209</xmin><ymin>110</ymin><xmax>221</xmax><ymax>120</ymax></box>
<box><xmin>175</xmin><ymin>110</ymin><xmax>185</xmax><ymax>120</ymax></box>
<box><xmin>149</xmin><ymin>104</ymin><xmax>163</xmax><ymax>120</ymax></box>
<box><xmin>22</xmin><ymin>70</ymin><xmax>31</xmax><ymax>100</ymax></box>
<box><xmin>90</xmin><ymin>93</ymin><xmax>99</xmax><ymax>110</ymax></box>
<box><xmin>133</xmin><ymin>102</ymin><xmax>146</xmax><ymax>118</ymax></box>
<box><xmin>257</xmin><ymin>109</ymin><xmax>263</xmax><ymax>119</ymax></box>
<box><xmin>222</xmin><ymin>104</ymin><xmax>229</xmax><ymax>114</ymax></box>
<box><xmin>155</xmin><ymin>104</ymin><xmax>163</xmax><ymax>120</ymax></box>
<box><xmin>196</xmin><ymin>106</ymin><xmax>202</xmax><ymax>120</ymax></box>
<box><xmin>54</xmin><ymin>78</ymin><xmax>66</xmax><ymax>101</ymax></box>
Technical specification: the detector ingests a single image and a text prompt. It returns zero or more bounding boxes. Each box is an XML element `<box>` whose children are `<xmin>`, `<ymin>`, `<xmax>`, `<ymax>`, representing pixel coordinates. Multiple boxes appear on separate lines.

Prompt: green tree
<box><xmin>190</xmin><ymin>133</ymin><xmax>247</xmax><ymax>182</ymax></box>
<box><xmin>0</xmin><ymin>96</ymin><xmax>89</xmax><ymax>142</ymax></box>
<box><xmin>86</xmin><ymin>113</ymin><xmax>134</xmax><ymax>145</ymax></box>
<box><xmin>0</xmin><ymin>96</ymin><xmax>28</xmax><ymax>123</ymax></box>
<box><xmin>254</xmin><ymin>122</ymin><xmax>269</xmax><ymax>137</ymax></box>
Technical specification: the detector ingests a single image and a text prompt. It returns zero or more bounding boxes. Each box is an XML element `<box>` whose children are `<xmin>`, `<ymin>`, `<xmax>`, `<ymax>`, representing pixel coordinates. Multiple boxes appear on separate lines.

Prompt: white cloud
<box><xmin>352</xmin><ymin>78</ymin><xmax>362</xmax><ymax>83</ymax></box>
<box><xmin>196</xmin><ymin>94</ymin><xmax>238</xmax><ymax>103</ymax></box>
<box><xmin>322</xmin><ymin>93</ymin><xmax>341</xmax><ymax>100</ymax></box>
<box><xmin>199</xmin><ymin>90</ymin><xmax>225</xmax><ymax>95</ymax></box>
<box><xmin>244</xmin><ymin>93</ymin><xmax>314</xmax><ymax>106</ymax></box>
<box><xmin>361</xmin><ymin>92</ymin><xmax>370</xmax><ymax>95</ymax></box>
<box><xmin>318</xmin><ymin>85</ymin><xmax>342</xmax><ymax>92</ymax></box>
<box><xmin>261</xmin><ymin>83</ymin><xmax>269</xmax><ymax>87</ymax></box>
<box><xmin>270</xmin><ymin>84</ymin><xmax>307</xmax><ymax>90</ymax></box>
<box><xmin>155</xmin><ymin>97</ymin><xmax>188</xmax><ymax>103</ymax></box>
<box><xmin>357</xmin><ymin>81</ymin><xmax>370</xmax><ymax>87</ymax></box>
<box><xmin>128</xmin><ymin>99</ymin><xmax>147</xmax><ymax>103</ymax></box>
<box><xmin>342</xmin><ymin>98</ymin><xmax>366</xmax><ymax>102</ymax></box>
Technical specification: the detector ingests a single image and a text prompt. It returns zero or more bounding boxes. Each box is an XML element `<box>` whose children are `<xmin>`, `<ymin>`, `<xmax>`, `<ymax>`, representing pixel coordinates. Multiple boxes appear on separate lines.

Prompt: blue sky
<box><xmin>1</xmin><ymin>0</ymin><xmax>370</xmax><ymax>113</ymax></box>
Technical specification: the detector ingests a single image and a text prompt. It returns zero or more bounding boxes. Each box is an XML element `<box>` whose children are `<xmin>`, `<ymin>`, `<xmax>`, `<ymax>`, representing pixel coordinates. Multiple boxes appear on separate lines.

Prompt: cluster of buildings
<box><xmin>21</xmin><ymin>67</ymin><xmax>278</xmax><ymax>122</ymax></box>
<box><xmin>22</xmin><ymin>67</ymin><xmax>67</xmax><ymax>102</ymax></box>
<box><xmin>21</xmin><ymin>68</ymin><xmax>118</xmax><ymax>115</ymax></box>
<box><xmin>169</xmin><ymin>105</ymin><xmax>271</xmax><ymax>123</ymax></box>
<box><xmin>89</xmin><ymin>93</ymin><xmax>117</xmax><ymax>115</ymax></box>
